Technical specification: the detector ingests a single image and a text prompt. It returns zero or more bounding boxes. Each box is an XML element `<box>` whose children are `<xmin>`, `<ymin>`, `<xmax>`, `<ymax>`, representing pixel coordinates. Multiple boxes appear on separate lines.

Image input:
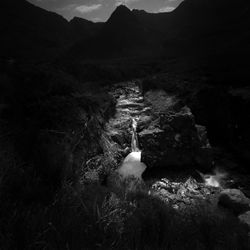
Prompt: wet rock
<box><xmin>218</xmin><ymin>189</ymin><xmax>250</xmax><ymax>214</ymax></box>
<box><xmin>137</xmin><ymin>115</ymin><xmax>152</xmax><ymax>131</ymax></box>
<box><xmin>151</xmin><ymin>177</ymin><xmax>220</xmax><ymax>209</ymax></box>
<box><xmin>238</xmin><ymin>211</ymin><xmax>250</xmax><ymax>230</ymax></box>
<box><xmin>140</xmin><ymin>91</ymin><xmax>212</xmax><ymax>169</ymax></box>
<box><xmin>106</xmin><ymin>83</ymin><xmax>147</xmax><ymax>151</ymax></box>
<box><xmin>107</xmin><ymin>84</ymin><xmax>213</xmax><ymax>173</ymax></box>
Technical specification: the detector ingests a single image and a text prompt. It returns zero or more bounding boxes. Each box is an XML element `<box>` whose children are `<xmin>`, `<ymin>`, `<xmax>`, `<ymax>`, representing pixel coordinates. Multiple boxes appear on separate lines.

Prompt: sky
<box><xmin>27</xmin><ymin>0</ymin><xmax>184</xmax><ymax>22</ymax></box>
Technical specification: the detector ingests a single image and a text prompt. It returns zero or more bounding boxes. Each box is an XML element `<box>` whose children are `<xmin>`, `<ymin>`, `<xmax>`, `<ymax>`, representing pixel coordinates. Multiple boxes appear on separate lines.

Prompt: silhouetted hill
<box><xmin>132</xmin><ymin>10</ymin><xmax>171</xmax><ymax>34</ymax></box>
<box><xmin>0</xmin><ymin>0</ymin><xmax>71</xmax><ymax>60</ymax></box>
<box><xmin>0</xmin><ymin>0</ymin><xmax>102</xmax><ymax>61</ymax></box>
<box><xmin>101</xmin><ymin>5</ymin><xmax>150</xmax><ymax>54</ymax></box>
<box><xmin>160</xmin><ymin>0</ymin><xmax>250</xmax><ymax>84</ymax></box>
<box><xmin>1</xmin><ymin>0</ymin><xmax>250</xmax><ymax>82</ymax></box>
<box><xmin>69</xmin><ymin>17</ymin><xmax>104</xmax><ymax>41</ymax></box>
<box><xmin>107</xmin><ymin>5</ymin><xmax>138</xmax><ymax>27</ymax></box>
<box><xmin>68</xmin><ymin>5</ymin><xmax>162</xmax><ymax>59</ymax></box>
<box><xmin>163</xmin><ymin>0</ymin><xmax>250</xmax><ymax>52</ymax></box>
<box><xmin>67</xmin><ymin>0</ymin><xmax>250</xmax><ymax>62</ymax></box>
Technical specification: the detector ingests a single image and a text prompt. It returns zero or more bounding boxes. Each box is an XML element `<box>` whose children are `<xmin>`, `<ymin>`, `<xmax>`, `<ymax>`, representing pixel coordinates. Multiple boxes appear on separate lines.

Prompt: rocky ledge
<box><xmin>150</xmin><ymin>177</ymin><xmax>250</xmax><ymax>236</ymax></box>
<box><xmin>150</xmin><ymin>177</ymin><xmax>220</xmax><ymax>211</ymax></box>
<box><xmin>139</xmin><ymin>90</ymin><xmax>213</xmax><ymax>170</ymax></box>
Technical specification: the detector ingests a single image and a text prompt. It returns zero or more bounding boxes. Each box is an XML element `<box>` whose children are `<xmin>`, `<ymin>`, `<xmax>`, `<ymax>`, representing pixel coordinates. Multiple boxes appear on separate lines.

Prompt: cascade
<box><xmin>118</xmin><ymin>118</ymin><xmax>146</xmax><ymax>179</ymax></box>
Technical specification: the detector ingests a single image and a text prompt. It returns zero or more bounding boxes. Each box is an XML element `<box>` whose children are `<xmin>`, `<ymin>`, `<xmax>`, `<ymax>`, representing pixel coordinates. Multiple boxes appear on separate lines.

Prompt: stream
<box><xmin>100</xmin><ymin>81</ymin><xmax>250</xmax><ymax>207</ymax></box>
<box><xmin>105</xmin><ymin>81</ymin><xmax>211</xmax><ymax>180</ymax></box>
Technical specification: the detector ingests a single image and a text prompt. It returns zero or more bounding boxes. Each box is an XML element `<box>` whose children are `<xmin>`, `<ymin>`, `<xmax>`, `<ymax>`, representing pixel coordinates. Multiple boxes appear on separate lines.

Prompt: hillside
<box><xmin>0</xmin><ymin>0</ymin><xmax>101</xmax><ymax>60</ymax></box>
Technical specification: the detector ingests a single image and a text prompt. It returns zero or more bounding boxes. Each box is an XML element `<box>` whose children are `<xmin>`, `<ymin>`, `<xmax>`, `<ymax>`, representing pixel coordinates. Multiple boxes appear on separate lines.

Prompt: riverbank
<box><xmin>1</xmin><ymin>63</ymin><xmax>250</xmax><ymax>249</ymax></box>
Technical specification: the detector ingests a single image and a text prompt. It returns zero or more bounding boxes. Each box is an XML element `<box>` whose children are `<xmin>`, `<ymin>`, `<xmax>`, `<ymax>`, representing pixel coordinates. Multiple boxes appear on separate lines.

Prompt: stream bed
<box><xmin>102</xmin><ymin>81</ymin><xmax>250</xmax><ymax>200</ymax></box>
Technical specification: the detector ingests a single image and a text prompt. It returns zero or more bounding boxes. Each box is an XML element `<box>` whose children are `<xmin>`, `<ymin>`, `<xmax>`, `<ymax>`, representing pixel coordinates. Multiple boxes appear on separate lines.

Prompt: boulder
<box><xmin>140</xmin><ymin>91</ymin><xmax>213</xmax><ymax>169</ymax></box>
<box><xmin>218</xmin><ymin>189</ymin><xmax>250</xmax><ymax>214</ymax></box>
<box><xmin>238</xmin><ymin>211</ymin><xmax>250</xmax><ymax>230</ymax></box>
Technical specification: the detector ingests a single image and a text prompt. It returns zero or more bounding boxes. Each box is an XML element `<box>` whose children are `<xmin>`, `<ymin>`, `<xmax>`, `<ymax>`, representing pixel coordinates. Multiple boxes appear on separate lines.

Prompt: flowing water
<box><xmin>106</xmin><ymin>82</ymin><xmax>148</xmax><ymax>179</ymax></box>
<box><xmin>105</xmin><ymin>82</ymin><xmax>250</xmax><ymax>194</ymax></box>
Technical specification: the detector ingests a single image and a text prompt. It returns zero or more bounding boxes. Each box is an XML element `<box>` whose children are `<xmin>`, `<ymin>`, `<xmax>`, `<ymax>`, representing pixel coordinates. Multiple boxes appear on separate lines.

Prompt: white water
<box><xmin>131</xmin><ymin>118</ymin><xmax>140</xmax><ymax>152</ymax></box>
<box><xmin>197</xmin><ymin>169</ymin><xmax>228</xmax><ymax>188</ymax></box>
<box><xmin>118</xmin><ymin>118</ymin><xmax>147</xmax><ymax>179</ymax></box>
<box><xmin>106</xmin><ymin>83</ymin><xmax>148</xmax><ymax>179</ymax></box>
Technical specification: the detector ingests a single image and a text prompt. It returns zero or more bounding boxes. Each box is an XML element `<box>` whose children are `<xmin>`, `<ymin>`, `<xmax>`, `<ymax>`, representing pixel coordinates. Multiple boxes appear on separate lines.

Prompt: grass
<box><xmin>0</xmin><ymin>61</ymin><xmax>249</xmax><ymax>250</ymax></box>
<box><xmin>0</xmin><ymin>178</ymin><xmax>249</xmax><ymax>250</ymax></box>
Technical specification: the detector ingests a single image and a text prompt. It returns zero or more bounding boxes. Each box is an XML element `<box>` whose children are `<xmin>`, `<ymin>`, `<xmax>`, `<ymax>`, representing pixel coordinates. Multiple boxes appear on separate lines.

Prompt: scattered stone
<box><xmin>218</xmin><ymin>189</ymin><xmax>250</xmax><ymax>214</ymax></box>
<box><xmin>151</xmin><ymin>177</ymin><xmax>220</xmax><ymax>209</ymax></box>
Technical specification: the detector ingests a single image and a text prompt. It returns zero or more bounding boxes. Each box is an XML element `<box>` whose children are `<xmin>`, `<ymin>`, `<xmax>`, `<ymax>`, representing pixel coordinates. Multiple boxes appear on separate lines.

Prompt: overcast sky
<box><xmin>27</xmin><ymin>0</ymin><xmax>183</xmax><ymax>22</ymax></box>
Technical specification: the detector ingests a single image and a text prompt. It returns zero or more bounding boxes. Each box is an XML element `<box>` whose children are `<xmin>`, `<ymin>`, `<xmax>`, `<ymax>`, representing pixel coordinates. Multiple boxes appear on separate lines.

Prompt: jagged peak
<box><xmin>107</xmin><ymin>4</ymin><xmax>138</xmax><ymax>25</ymax></box>
<box><xmin>114</xmin><ymin>4</ymin><xmax>131</xmax><ymax>12</ymax></box>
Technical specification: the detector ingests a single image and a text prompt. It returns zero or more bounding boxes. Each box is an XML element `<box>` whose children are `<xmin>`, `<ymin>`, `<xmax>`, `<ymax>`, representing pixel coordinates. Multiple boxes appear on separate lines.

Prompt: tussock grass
<box><xmin>0</xmin><ymin>175</ymin><xmax>249</xmax><ymax>250</ymax></box>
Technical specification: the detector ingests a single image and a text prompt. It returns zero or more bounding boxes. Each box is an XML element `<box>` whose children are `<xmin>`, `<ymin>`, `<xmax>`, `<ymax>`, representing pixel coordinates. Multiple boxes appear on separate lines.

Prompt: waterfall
<box><xmin>131</xmin><ymin>118</ymin><xmax>140</xmax><ymax>152</ymax></box>
<box><xmin>118</xmin><ymin>118</ymin><xmax>146</xmax><ymax>179</ymax></box>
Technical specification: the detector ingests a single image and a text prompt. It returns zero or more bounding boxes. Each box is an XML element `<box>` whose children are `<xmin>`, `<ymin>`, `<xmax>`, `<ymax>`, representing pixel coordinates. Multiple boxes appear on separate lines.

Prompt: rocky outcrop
<box><xmin>218</xmin><ymin>189</ymin><xmax>250</xmax><ymax>214</ymax></box>
<box><xmin>238</xmin><ymin>211</ymin><xmax>250</xmax><ymax>230</ymax></box>
<box><xmin>140</xmin><ymin>90</ymin><xmax>213</xmax><ymax>169</ymax></box>
<box><xmin>105</xmin><ymin>82</ymin><xmax>150</xmax><ymax>150</ymax></box>
<box><xmin>150</xmin><ymin>177</ymin><xmax>220</xmax><ymax>210</ymax></box>
<box><xmin>190</xmin><ymin>86</ymin><xmax>250</xmax><ymax>163</ymax></box>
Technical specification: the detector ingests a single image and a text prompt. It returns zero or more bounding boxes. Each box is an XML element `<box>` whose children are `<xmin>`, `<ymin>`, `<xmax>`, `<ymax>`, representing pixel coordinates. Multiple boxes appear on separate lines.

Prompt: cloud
<box><xmin>57</xmin><ymin>4</ymin><xmax>78</xmax><ymax>12</ymax></box>
<box><xmin>115</xmin><ymin>0</ymin><xmax>139</xmax><ymax>7</ymax></box>
<box><xmin>158</xmin><ymin>6</ymin><xmax>175</xmax><ymax>12</ymax></box>
<box><xmin>92</xmin><ymin>17</ymin><xmax>102</xmax><ymax>22</ymax></box>
<box><xmin>75</xmin><ymin>4</ymin><xmax>102</xmax><ymax>13</ymax></box>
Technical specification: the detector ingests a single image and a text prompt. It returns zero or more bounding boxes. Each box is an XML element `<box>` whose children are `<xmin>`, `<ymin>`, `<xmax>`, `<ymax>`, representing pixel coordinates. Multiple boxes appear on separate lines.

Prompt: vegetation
<box><xmin>0</xmin><ymin>178</ymin><xmax>249</xmax><ymax>250</ymax></box>
<box><xmin>0</xmin><ymin>62</ymin><xmax>249</xmax><ymax>250</ymax></box>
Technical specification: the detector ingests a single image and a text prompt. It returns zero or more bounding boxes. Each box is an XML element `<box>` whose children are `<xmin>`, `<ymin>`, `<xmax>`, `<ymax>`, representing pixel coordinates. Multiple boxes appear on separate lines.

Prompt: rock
<box><xmin>168</xmin><ymin>111</ymin><xmax>194</xmax><ymax>131</ymax></box>
<box><xmin>137</xmin><ymin>115</ymin><xmax>152</xmax><ymax>131</ymax></box>
<box><xmin>108</xmin><ymin>130</ymin><xmax>126</xmax><ymax>145</ymax></box>
<box><xmin>140</xmin><ymin>109</ymin><xmax>212</xmax><ymax>169</ymax></box>
<box><xmin>151</xmin><ymin>177</ymin><xmax>220</xmax><ymax>210</ymax></box>
<box><xmin>139</xmin><ymin>89</ymin><xmax>213</xmax><ymax>170</ymax></box>
<box><xmin>238</xmin><ymin>211</ymin><xmax>250</xmax><ymax>230</ymax></box>
<box><xmin>218</xmin><ymin>189</ymin><xmax>250</xmax><ymax>214</ymax></box>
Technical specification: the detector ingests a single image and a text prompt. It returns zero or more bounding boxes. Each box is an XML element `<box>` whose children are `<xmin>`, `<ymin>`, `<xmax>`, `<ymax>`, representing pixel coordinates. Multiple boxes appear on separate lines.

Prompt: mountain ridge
<box><xmin>1</xmin><ymin>0</ymin><xmax>250</xmax><ymax>64</ymax></box>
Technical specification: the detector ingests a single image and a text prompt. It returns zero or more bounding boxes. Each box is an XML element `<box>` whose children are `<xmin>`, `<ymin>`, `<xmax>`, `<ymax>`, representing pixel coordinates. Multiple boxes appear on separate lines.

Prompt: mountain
<box><xmin>1</xmin><ymin>0</ymin><xmax>250</xmax><ymax>78</ymax></box>
<box><xmin>68</xmin><ymin>0</ymin><xmax>250</xmax><ymax>61</ymax></box>
<box><xmin>69</xmin><ymin>17</ymin><xmax>103</xmax><ymax>41</ymax></box>
<box><xmin>68</xmin><ymin>5</ymin><xmax>163</xmax><ymax>59</ymax></box>
<box><xmin>0</xmin><ymin>0</ymin><xmax>101</xmax><ymax>61</ymax></box>
<box><xmin>0</xmin><ymin>0</ymin><xmax>71</xmax><ymax>60</ymax></box>
<box><xmin>160</xmin><ymin>0</ymin><xmax>250</xmax><ymax>83</ymax></box>
<box><xmin>101</xmin><ymin>5</ymin><xmax>150</xmax><ymax>54</ymax></box>
<box><xmin>107</xmin><ymin>5</ymin><xmax>138</xmax><ymax>27</ymax></box>
<box><xmin>162</xmin><ymin>0</ymin><xmax>250</xmax><ymax>50</ymax></box>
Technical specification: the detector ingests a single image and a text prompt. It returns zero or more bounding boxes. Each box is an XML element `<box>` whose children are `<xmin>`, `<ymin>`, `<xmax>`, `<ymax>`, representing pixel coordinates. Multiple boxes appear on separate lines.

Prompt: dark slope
<box><xmin>0</xmin><ymin>0</ymin><xmax>102</xmax><ymax>61</ymax></box>
<box><xmin>101</xmin><ymin>5</ymin><xmax>150</xmax><ymax>54</ymax></box>
<box><xmin>0</xmin><ymin>0</ymin><xmax>72</xmax><ymax>60</ymax></box>
<box><xmin>132</xmin><ymin>10</ymin><xmax>171</xmax><ymax>33</ymax></box>
<box><xmin>68</xmin><ymin>5</ymin><xmax>161</xmax><ymax>59</ymax></box>
<box><xmin>69</xmin><ymin>17</ymin><xmax>104</xmax><ymax>41</ymax></box>
<box><xmin>67</xmin><ymin>0</ymin><xmax>250</xmax><ymax>63</ymax></box>
<box><xmin>4</xmin><ymin>0</ymin><xmax>249</xmax><ymax>74</ymax></box>
<box><xmin>163</xmin><ymin>0</ymin><xmax>250</xmax><ymax>53</ymax></box>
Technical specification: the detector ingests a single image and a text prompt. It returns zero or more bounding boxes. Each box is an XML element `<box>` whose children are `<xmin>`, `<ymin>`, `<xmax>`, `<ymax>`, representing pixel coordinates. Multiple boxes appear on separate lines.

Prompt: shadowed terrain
<box><xmin>1</xmin><ymin>0</ymin><xmax>250</xmax><ymax>249</ymax></box>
